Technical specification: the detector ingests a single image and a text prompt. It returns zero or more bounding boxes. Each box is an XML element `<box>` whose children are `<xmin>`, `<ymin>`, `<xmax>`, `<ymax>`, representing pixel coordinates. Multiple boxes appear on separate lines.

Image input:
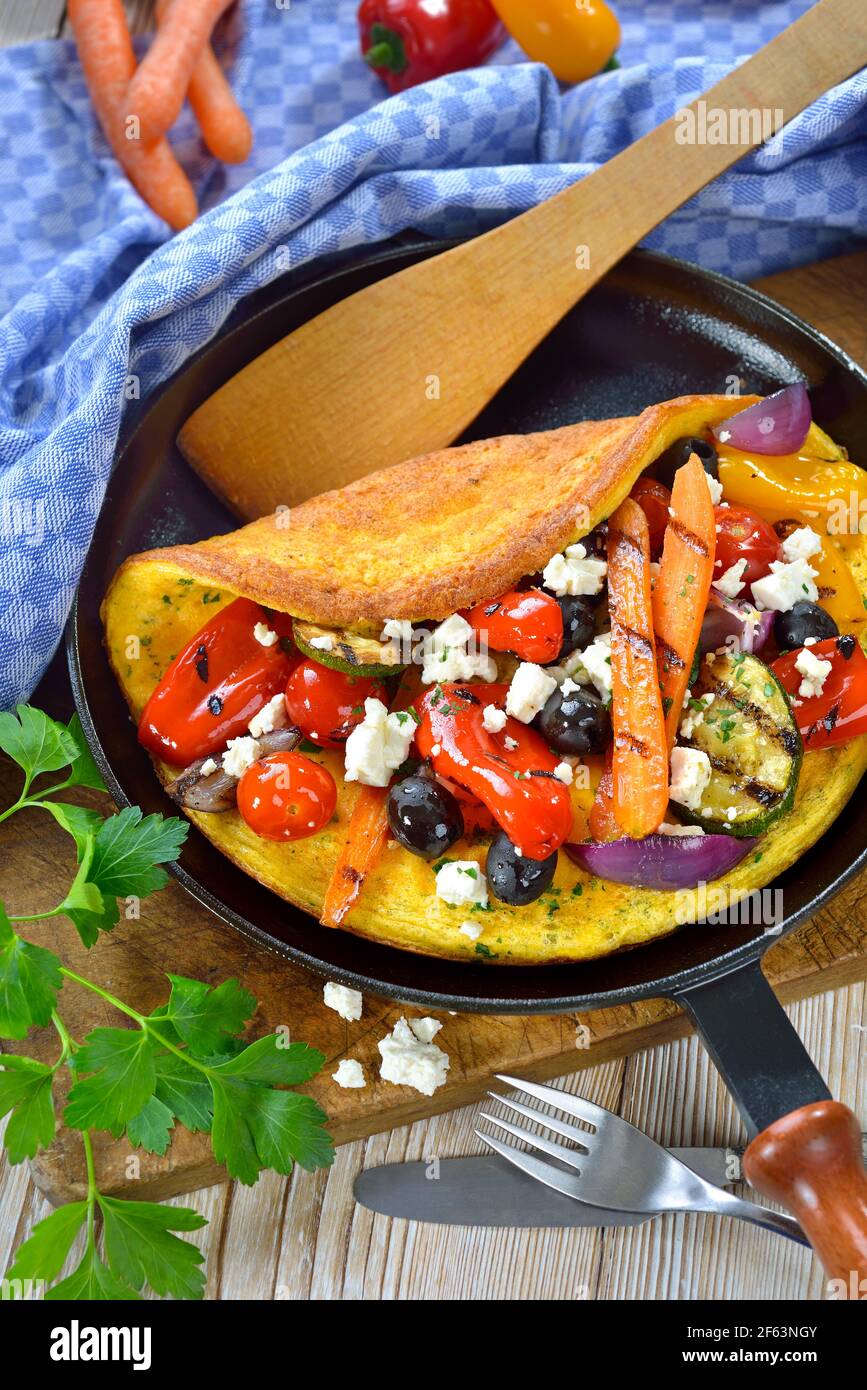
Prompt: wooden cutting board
<box><xmin>3</xmin><ymin>249</ymin><xmax>867</xmax><ymax>1207</ymax></box>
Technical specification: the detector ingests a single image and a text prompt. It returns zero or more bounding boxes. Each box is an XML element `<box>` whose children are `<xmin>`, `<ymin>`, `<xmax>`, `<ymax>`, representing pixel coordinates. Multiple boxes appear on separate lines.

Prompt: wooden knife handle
<box><xmin>744</xmin><ymin>1100</ymin><xmax>867</xmax><ymax>1296</ymax></box>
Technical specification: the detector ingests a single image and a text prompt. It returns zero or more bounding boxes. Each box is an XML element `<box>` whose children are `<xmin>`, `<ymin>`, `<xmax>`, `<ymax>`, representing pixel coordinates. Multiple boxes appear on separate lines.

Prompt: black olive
<box><xmin>554</xmin><ymin>595</ymin><xmax>596</xmax><ymax>659</ymax></box>
<box><xmin>654</xmin><ymin>436</ymin><xmax>718</xmax><ymax>490</ymax></box>
<box><xmin>387</xmin><ymin>773</ymin><xmax>464</xmax><ymax>860</ymax></box>
<box><xmin>773</xmin><ymin>601</ymin><xmax>839</xmax><ymax>651</ymax></box>
<box><xmin>486</xmin><ymin>830</ymin><xmax>557</xmax><ymax>906</ymax></box>
<box><xmin>536</xmin><ymin>684</ymin><xmax>611</xmax><ymax>756</ymax></box>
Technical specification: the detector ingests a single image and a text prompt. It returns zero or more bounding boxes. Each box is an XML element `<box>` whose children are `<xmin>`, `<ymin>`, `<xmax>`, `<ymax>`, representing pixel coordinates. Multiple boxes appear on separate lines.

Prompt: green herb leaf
<box><xmin>64</xmin><ymin>714</ymin><xmax>107</xmax><ymax>792</ymax></box>
<box><xmin>159</xmin><ymin>975</ymin><xmax>255</xmax><ymax>1058</ymax></box>
<box><xmin>0</xmin><ymin>902</ymin><xmax>62</xmax><ymax>1039</ymax></box>
<box><xmin>153</xmin><ymin>1053</ymin><xmax>213</xmax><ymax>1133</ymax></box>
<box><xmin>5</xmin><ymin>1201</ymin><xmax>88</xmax><ymax>1284</ymax></box>
<box><xmin>85</xmin><ymin>806</ymin><xmax>189</xmax><ymax>900</ymax></box>
<box><xmin>125</xmin><ymin>1096</ymin><xmax>175</xmax><ymax>1155</ymax></box>
<box><xmin>0</xmin><ymin>1054</ymin><xmax>56</xmax><ymax>1163</ymax></box>
<box><xmin>210</xmin><ymin>1038</ymin><xmax>324</xmax><ymax>1087</ymax></box>
<box><xmin>210</xmin><ymin>1079</ymin><xmax>333</xmax><ymax>1185</ymax></box>
<box><xmin>99</xmin><ymin>1196</ymin><xmax>206</xmax><ymax>1300</ymax></box>
<box><xmin>65</xmin><ymin>1027</ymin><xmax>156</xmax><ymax>1131</ymax></box>
<box><xmin>45</xmin><ymin>1245</ymin><xmax>140</xmax><ymax>1301</ymax></box>
<box><xmin>0</xmin><ymin>705</ymin><xmax>78</xmax><ymax>786</ymax></box>
<box><xmin>40</xmin><ymin>801</ymin><xmax>104</xmax><ymax>857</ymax></box>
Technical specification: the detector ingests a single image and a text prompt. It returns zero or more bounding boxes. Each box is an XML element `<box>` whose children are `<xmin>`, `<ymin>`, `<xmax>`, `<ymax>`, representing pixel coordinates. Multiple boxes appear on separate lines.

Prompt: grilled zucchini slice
<box><xmin>293</xmin><ymin>618</ymin><xmax>406</xmax><ymax>677</ymax></box>
<box><xmin>678</xmin><ymin>650</ymin><xmax>802</xmax><ymax>837</ymax></box>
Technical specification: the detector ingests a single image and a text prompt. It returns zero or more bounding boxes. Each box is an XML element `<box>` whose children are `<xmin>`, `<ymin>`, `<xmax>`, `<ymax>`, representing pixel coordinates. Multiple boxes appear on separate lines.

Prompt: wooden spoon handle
<box><xmin>744</xmin><ymin>1100</ymin><xmax>867</xmax><ymax>1295</ymax></box>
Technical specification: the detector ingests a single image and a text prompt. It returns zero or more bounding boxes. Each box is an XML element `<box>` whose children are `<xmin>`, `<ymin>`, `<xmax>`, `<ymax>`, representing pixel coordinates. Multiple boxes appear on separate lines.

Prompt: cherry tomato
<box><xmin>713</xmin><ymin>504</ymin><xmax>782</xmax><ymax>586</ymax></box>
<box><xmin>630</xmin><ymin>477</ymin><xmax>671</xmax><ymax>557</ymax></box>
<box><xmin>772</xmin><ymin>635</ymin><xmax>867</xmax><ymax>749</ymax></box>
<box><xmin>284</xmin><ymin>659</ymin><xmax>386</xmax><ymax>749</ymax></box>
<box><xmin>236</xmin><ymin>751</ymin><xmax>337</xmax><ymax>841</ymax></box>
<box><xmin>138</xmin><ymin>598</ymin><xmax>292</xmax><ymax>767</ymax></box>
<box><xmin>465</xmin><ymin>588</ymin><xmax>563</xmax><ymax>664</ymax></box>
<box><xmin>414</xmin><ymin>683</ymin><xmax>573</xmax><ymax>860</ymax></box>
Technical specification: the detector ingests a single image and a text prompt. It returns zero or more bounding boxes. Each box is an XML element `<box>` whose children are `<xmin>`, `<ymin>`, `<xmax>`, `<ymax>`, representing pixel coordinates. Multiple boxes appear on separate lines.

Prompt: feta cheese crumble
<box><xmin>308</xmin><ymin>633</ymin><xmax>334</xmax><ymax>651</ymax></box>
<box><xmin>420</xmin><ymin>612</ymin><xmax>498</xmax><ymax>685</ymax></box>
<box><xmin>199</xmin><ymin>757</ymin><xmax>218</xmax><ymax>777</ymax></box>
<box><xmin>705</xmin><ymin>471</ymin><xmax>724</xmax><ymax>505</ymax></box>
<box><xmin>323</xmin><ymin>981</ymin><xmax>363</xmax><ymax>1022</ymax></box>
<box><xmin>505</xmin><ymin>662</ymin><xmax>558</xmax><ymax>723</ymax></box>
<box><xmin>459</xmin><ymin>920</ymin><xmax>484</xmax><ymax>941</ymax></box>
<box><xmin>781</xmin><ymin>526</ymin><xmax>823</xmax><ymax>563</ymax></box>
<box><xmin>332</xmin><ymin>1059</ymin><xmax>366</xmax><ymax>1089</ymax></box>
<box><xmin>578</xmin><ymin>631</ymin><xmax>613</xmax><ymax>700</ymax></box>
<box><xmin>794</xmin><ymin>646</ymin><xmax>833</xmax><ymax>699</ymax></box>
<box><xmin>658</xmin><ymin>822</ymin><xmax>706</xmax><ymax>836</ymax></box>
<box><xmin>482</xmin><ymin>703</ymin><xmax>507</xmax><ymax>733</ymax></box>
<box><xmin>553</xmin><ymin>761</ymin><xmax>574</xmax><ymax>785</ymax></box>
<box><xmin>435</xmin><ymin>860</ymin><xmax>488</xmax><ymax>908</ymax></box>
<box><xmin>751</xmin><ymin>557</ymin><xmax>818</xmax><ymax>612</ymax></box>
<box><xmin>669</xmin><ymin>746</ymin><xmax>712</xmax><ymax>812</ymax></box>
<box><xmin>679</xmin><ymin>692</ymin><xmax>715</xmax><ymax>740</ymax></box>
<box><xmin>380</xmin><ymin>618</ymin><xmax>414</xmax><ymax>644</ymax></box>
<box><xmin>222</xmin><ymin>735</ymin><xmax>261</xmax><ymax>779</ymax></box>
<box><xmin>714</xmin><ymin>558</ymin><xmax>747</xmax><ymax>599</ymax></box>
<box><xmin>409</xmin><ymin>1016</ymin><xmax>443</xmax><ymax>1044</ymax></box>
<box><xmin>542</xmin><ymin>543</ymin><xmax>607</xmax><ymax>597</ymax></box>
<box><xmin>378</xmin><ymin>1017</ymin><xmax>450</xmax><ymax>1096</ymax></box>
<box><xmin>344</xmin><ymin>698</ymin><xmax>417</xmax><ymax>787</ymax></box>
<box><xmin>253</xmin><ymin>622</ymin><xmax>279</xmax><ymax>648</ymax></box>
<box><xmin>248</xmin><ymin>692</ymin><xmax>288</xmax><ymax>739</ymax></box>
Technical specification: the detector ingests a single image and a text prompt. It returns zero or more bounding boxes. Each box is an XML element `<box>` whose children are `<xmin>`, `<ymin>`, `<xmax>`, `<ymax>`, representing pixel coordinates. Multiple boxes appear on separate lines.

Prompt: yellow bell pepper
<box><xmin>717</xmin><ymin>446</ymin><xmax>867</xmax><ymax>549</ymax></box>
<box><xmin>716</xmin><ymin>443</ymin><xmax>867</xmax><ymax>630</ymax></box>
<box><xmin>491</xmin><ymin>0</ymin><xmax>620</xmax><ymax>84</ymax></box>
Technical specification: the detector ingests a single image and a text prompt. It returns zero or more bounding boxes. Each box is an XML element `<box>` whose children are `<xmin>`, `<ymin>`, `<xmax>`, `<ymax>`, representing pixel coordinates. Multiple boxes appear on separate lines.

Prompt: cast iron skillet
<box><xmin>69</xmin><ymin>240</ymin><xmax>867</xmax><ymax>1137</ymax></box>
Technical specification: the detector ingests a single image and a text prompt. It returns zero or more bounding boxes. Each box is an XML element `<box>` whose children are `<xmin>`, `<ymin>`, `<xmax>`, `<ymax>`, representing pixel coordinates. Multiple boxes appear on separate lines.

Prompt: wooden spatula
<box><xmin>179</xmin><ymin>0</ymin><xmax>867</xmax><ymax>520</ymax></box>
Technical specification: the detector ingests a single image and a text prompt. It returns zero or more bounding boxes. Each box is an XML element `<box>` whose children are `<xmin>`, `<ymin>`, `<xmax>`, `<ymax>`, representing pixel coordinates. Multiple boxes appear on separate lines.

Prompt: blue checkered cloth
<box><xmin>1</xmin><ymin>0</ymin><xmax>866</xmax><ymax>708</ymax></box>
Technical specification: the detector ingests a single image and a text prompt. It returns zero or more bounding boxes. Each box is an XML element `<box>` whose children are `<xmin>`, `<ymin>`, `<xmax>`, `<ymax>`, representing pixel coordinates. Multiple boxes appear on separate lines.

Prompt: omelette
<box><xmin>102</xmin><ymin>392</ymin><xmax>867</xmax><ymax>964</ymax></box>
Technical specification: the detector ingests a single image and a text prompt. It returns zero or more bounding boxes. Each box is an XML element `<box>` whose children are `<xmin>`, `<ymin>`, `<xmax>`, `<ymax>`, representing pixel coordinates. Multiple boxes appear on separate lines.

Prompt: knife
<box><xmin>354</xmin><ymin>1137</ymin><xmax>867</xmax><ymax>1228</ymax></box>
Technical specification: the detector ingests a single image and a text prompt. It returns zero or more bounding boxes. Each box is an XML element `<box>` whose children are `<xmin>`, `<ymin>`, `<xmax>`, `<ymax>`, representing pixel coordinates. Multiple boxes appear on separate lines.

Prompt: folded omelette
<box><xmin>102</xmin><ymin>394</ymin><xmax>867</xmax><ymax>964</ymax></box>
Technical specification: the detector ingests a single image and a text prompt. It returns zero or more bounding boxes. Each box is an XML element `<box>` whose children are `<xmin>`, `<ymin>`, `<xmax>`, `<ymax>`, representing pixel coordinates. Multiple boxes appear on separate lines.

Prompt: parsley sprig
<box><xmin>0</xmin><ymin>705</ymin><xmax>333</xmax><ymax>1300</ymax></box>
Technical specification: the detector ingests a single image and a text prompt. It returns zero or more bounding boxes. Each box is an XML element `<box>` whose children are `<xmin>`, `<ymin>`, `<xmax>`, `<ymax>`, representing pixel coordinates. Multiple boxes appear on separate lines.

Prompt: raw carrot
<box><xmin>67</xmin><ymin>0</ymin><xmax>197</xmax><ymax>230</ymax></box>
<box><xmin>320</xmin><ymin>669</ymin><xmax>422</xmax><ymax>929</ymax></box>
<box><xmin>652</xmin><ymin>452</ymin><xmax>717</xmax><ymax>747</ymax></box>
<box><xmin>156</xmin><ymin>0</ymin><xmax>253</xmax><ymax>164</ymax></box>
<box><xmin>128</xmin><ymin>0</ymin><xmax>237</xmax><ymax>146</ymax></box>
<box><xmin>607</xmin><ymin>498</ymin><xmax>669</xmax><ymax>839</ymax></box>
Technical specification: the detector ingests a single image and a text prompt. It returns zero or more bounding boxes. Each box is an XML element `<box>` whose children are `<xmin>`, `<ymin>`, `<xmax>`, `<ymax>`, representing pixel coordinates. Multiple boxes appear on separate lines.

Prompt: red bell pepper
<box><xmin>414</xmin><ymin>682</ymin><xmax>573</xmax><ymax>860</ymax></box>
<box><xmin>465</xmin><ymin>587</ymin><xmax>563</xmax><ymax>665</ymax></box>
<box><xmin>772</xmin><ymin>635</ymin><xmax>867</xmax><ymax>750</ymax></box>
<box><xmin>359</xmin><ymin>0</ymin><xmax>506</xmax><ymax>94</ymax></box>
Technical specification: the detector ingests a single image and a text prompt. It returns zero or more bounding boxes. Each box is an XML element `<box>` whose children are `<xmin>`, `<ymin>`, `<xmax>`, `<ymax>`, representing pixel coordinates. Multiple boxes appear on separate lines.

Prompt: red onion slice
<box><xmin>566</xmin><ymin>833</ymin><xmax>757</xmax><ymax>891</ymax></box>
<box><xmin>713</xmin><ymin>384</ymin><xmax>811</xmax><ymax>456</ymax></box>
<box><xmin>700</xmin><ymin>592</ymin><xmax>774</xmax><ymax>656</ymax></box>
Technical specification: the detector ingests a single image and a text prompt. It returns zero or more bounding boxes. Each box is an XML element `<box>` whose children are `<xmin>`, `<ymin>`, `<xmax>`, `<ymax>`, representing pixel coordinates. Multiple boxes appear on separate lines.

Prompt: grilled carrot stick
<box><xmin>128</xmin><ymin>0</ymin><xmax>237</xmax><ymax>146</ymax></box>
<box><xmin>156</xmin><ymin>0</ymin><xmax>252</xmax><ymax>164</ymax></box>
<box><xmin>67</xmin><ymin>0</ymin><xmax>197</xmax><ymax>230</ymax></box>
<box><xmin>320</xmin><ymin>669</ymin><xmax>422</xmax><ymax>929</ymax></box>
<box><xmin>652</xmin><ymin>453</ymin><xmax>717</xmax><ymax>747</ymax></box>
<box><xmin>588</xmin><ymin>751</ymin><xmax>619</xmax><ymax>841</ymax></box>
<box><xmin>607</xmin><ymin>498</ymin><xmax>669</xmax><ymax>839</ymax></box>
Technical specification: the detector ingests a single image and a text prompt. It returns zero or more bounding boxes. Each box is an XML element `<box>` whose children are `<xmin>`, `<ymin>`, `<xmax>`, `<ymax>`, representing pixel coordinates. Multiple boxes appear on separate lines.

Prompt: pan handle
<box><xmin>675</xmin><ymin>959</ymin><xmax>867</xmax><ymax>1295</ymax></box>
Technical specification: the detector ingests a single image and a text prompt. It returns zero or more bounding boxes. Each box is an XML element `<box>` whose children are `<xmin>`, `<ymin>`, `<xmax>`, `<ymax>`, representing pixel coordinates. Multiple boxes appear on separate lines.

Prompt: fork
<box><xmin>476</xmin><ymin>1075</ymin><xmax>807</xmax><ymax>1247</ymax></box>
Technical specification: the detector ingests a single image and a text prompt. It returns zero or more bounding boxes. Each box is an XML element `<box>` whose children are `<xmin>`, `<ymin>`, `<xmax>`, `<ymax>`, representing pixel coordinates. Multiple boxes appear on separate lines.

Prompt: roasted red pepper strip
<box><xmin>772</xmin><ymin>635</ymin><xmax>867</xmax><ymax>749</ymax></box>
<box><xmin>359</xmin><ymin>0</ymin><xmax>505</xmax><ymax>94</ymax></box>
<box><xmin>138</xmin><ymin>597</ymin><xmax>292</xmax><ymax>767</ymax></box>
<box><xmin>465</xmin><ymin>587</ymin><xmax>563</xmax><ymax>665</ymax></box>
<box><xmin>414</xmin><ymin>683</ymin><xmax>572</xmax><ymax>860</ymax></box>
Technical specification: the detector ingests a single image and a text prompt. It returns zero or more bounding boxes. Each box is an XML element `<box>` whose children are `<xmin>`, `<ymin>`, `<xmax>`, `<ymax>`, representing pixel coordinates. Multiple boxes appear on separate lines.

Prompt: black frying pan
<box><xmin>68</xmin><ymin>240</ymin><xmax>867</xmax><ymax>1153</ymax></box>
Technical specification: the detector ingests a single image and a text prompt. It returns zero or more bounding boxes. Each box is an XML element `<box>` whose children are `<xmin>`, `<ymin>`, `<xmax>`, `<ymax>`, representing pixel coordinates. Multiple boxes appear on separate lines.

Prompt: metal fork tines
<box><xmin>475</xmin><ymin>1074</ymin><xmax>807</xmax><ymax>1247</ymax></box>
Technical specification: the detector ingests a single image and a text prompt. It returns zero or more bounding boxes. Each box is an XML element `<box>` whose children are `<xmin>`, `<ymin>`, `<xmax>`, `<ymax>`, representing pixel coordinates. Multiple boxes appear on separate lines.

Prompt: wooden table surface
<box><xmin>2</xmin><ymin>2</ymin><xmax>867</xmax><ymax>1302</ymax></box>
